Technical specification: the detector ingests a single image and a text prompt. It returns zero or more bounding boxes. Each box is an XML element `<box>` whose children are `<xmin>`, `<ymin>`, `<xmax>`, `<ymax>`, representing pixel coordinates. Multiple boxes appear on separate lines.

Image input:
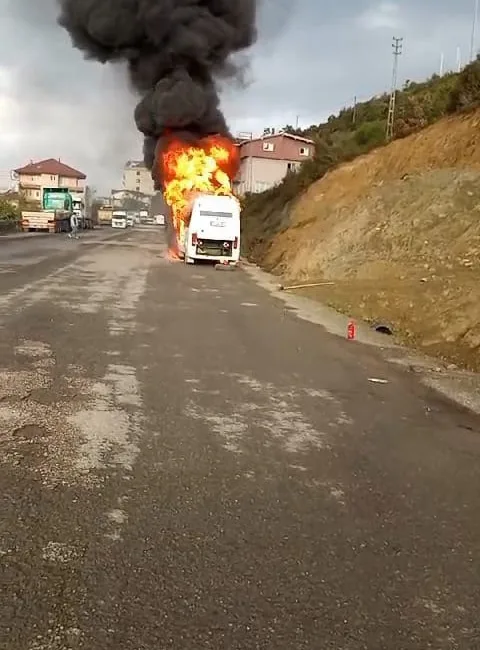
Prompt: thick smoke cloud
<box><xmin>56</xmin><ymin>0</ymin><xmax>257</xmax><ymax>187</ymax></box>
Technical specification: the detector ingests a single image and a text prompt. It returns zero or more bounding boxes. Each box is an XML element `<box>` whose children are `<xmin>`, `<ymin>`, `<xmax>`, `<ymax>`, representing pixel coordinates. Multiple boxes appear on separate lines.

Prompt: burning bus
<box><xmin>160</xmin><ymin>134</ymin><xmax>240</xmax><ymax>262</ymax></box>
<box><xmin>180</xmin><ymin>193</ymin><xmax>240</xmax><ymax>264</ymax></box>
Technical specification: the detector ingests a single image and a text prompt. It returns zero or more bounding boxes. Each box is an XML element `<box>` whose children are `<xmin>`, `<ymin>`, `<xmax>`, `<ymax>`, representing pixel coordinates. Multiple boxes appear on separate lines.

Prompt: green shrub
<box><xmin>0</xmin><ymin>198</ymin><xmax>20</xmax><ymax>221</ymax></box>
<box><xmin>448</xmin><ymin>55</ymin><xmax>480</xmax><ymax>112</ymax></box>
<box><xmin>242</xmin><ymin>64</ymin><xmax>480</xmax><ymax>248</ymax></box>
<box><xmin>354</xmin><ymin>120</ymin><xmax>385</xmax><ymax>147</ymax></box>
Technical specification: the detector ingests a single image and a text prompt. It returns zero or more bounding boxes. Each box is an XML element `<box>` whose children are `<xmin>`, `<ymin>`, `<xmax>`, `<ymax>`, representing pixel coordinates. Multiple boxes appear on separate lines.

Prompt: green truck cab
<box><xmin>42</xmin><ymin>187</ymin><xmax>73</xmax><ymax>211</ymax></box>
<box><xmin>41</xmin><ymin>188</ymin><xmax>92</xmax><ymax>230</ymax></box>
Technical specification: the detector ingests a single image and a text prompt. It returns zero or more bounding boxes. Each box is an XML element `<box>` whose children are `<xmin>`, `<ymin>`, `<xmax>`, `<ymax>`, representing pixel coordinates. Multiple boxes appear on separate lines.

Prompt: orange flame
<box><xmin>160</xmin><ymin>135</ymin><xmax>239</xmax><ymax>251</ymax></box>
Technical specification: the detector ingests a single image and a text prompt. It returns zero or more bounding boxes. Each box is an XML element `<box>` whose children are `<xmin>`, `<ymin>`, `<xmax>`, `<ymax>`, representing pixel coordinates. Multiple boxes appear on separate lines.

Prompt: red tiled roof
<box><xmin>14</xmin><ymin>158</ymin><xmax>86</xmax><ymax>179</ymax></box>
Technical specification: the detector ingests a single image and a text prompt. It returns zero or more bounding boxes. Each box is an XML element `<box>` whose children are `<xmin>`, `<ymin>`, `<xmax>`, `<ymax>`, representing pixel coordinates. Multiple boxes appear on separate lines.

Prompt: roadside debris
<box><xmin>347</xmin><ymin>321</ymin><xmax>356</xmax><ymax>340</ymax></box>
<box><xmin>215</xmin><ymin>262</ymin><xmax>237</xmax><ymax>271</ymax></box>
<box><xmin>279</xmin><ymin>281</ymin><xmax>334</xmax><ymax>291</ymax></box>
<box><xmin>375</xmin><ymin>324</ymin><xmax>393</xmax><ymax>335</ymax></box>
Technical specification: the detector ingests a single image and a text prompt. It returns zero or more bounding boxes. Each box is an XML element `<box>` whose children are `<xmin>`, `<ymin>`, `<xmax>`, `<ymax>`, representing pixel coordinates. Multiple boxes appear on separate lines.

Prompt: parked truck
<box><xmin>21</xmin><ymin>188</ymin><xmax>72</xmax><ymax>232</ymax></box>
<box><xmin>20</xmin><ymin>188</ymin><xmax>94</xmax><ymax>233</ymax></box>
<box><xmin>97</xmin><ymin>206</ymin><xmax>113</xmax><ymax>226</ymax></box>
<box><xmin>70</xmin><ymin>191</ymin><xmax>93</xmax><ymax>229</ymax></box>
<box><xmin>20</xmin><ymin>210</ymin><xmax>70</xmax><ymax>233</ymax></box>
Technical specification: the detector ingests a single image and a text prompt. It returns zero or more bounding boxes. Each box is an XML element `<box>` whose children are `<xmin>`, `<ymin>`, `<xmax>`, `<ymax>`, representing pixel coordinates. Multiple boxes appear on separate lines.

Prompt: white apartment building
<box><xmin>122</xmin><ymin>161</ymin><xmax>155</xmax><ymax>196</ymax></box>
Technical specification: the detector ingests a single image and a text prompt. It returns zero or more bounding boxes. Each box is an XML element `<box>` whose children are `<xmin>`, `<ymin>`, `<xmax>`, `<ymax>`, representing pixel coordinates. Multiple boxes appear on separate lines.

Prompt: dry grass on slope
<box><xmin>292</xmin><ymin>109</ymin><xmax>480</xmax><ymax>230</ymax></box>
<box><xmin>258</xmin><ymin>111</ymin><xmax>480</xmax><ymax>370</ymax></box>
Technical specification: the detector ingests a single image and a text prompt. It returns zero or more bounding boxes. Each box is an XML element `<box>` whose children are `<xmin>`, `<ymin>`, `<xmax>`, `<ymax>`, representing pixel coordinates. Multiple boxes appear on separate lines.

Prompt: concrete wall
<box><xmin>236</xmin><ymin>157</ymin><xmax>302</xmax><ymax>194</ymax></box>
<box><xmin>235</xmin><ymin>134</ymin><xmax>312</xmax><ymax>194</ymax></box>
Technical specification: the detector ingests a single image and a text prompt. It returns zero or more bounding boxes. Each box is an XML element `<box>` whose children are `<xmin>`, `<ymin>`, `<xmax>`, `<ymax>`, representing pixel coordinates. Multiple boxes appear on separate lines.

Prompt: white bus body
<box><xmin>182</xmin><ymin>195</ymin><xmax>240</xmax><ymax>264</ymax></box>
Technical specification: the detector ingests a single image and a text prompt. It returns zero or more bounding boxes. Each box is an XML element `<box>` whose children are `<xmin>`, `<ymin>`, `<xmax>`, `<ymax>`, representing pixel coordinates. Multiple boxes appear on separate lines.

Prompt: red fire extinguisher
<box><xmin>347</xmin><ymin>321</ymin><xmax>356</xmax><ymax>340</ymax></box>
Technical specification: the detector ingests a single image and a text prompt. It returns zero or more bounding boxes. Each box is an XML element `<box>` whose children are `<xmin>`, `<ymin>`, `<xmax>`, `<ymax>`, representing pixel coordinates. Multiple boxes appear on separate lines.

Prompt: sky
<box><xmin>0</xmin><ymin>0</ymin><xmax>478</xmax><ymax>193</ymax></box>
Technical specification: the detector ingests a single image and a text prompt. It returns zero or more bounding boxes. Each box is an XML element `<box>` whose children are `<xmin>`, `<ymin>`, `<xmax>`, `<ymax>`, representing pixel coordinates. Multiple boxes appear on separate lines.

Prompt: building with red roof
<box><xmin>233</xmin><ymin>131</ymin><xmax>314</xmax><ymax>195</ymax></box>
<box><xmin>12</xmin><ymin>158</ymin><xmax>87</xmax><ymax>205</ymax></box>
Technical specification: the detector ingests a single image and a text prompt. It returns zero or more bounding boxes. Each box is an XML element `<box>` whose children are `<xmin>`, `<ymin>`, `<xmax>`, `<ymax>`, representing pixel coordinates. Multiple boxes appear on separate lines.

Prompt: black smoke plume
<box><xmin>56</xmin><ymin>0</ymin><xmax>257</xmax><ymax>187</ymax></box>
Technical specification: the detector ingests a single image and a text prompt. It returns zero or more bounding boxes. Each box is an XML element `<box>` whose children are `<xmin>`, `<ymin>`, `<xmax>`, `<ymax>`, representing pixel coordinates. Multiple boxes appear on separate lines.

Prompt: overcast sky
<box><xmin>0</xmin><ymin>0</ymin><xmax>477</xmax><ymax>193</ymax></box>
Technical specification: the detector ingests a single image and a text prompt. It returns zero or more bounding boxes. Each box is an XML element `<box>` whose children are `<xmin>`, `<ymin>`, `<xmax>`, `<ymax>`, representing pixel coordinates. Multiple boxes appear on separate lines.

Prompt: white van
<box><xmin>181</xmin><ymin>194</ymin><xmax>240</xmax><ymax>264</ymax></box>
<box><xmin>112</xmin><ymin>211</ymin><xmax>127</xmax><ymax>228</ymax></box>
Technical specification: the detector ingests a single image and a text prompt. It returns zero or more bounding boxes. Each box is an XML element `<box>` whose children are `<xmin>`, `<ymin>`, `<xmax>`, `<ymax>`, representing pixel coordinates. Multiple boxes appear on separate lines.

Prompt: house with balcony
<box><xmin>234</xmin><ymin>132</ymin><xmax>315</xmax><ymax>195</ymax></box>
<box><xmin>13</xmin><ymin>158</ymin><xmax>86</xmax><ymax>207</ymax></box>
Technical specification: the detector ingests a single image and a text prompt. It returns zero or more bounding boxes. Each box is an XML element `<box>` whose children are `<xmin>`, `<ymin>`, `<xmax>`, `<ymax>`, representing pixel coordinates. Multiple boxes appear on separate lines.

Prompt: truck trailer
<box><xmin>97</xmin><ymin>206</ymin><xmax>113</xmax><ymax>226</ymax></box>
<box><xmin>20</xmin><ymin>188</ymin><xmax>92</xmax><ymax>232</ymax></box>
<box><xmin>21</xmin><ymin>187</ymin><xmax>73</xmax><ymax>232</ymax></box>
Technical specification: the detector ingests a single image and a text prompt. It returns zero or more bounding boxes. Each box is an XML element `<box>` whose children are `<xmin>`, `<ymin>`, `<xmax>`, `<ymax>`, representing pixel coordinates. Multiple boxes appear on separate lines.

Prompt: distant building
<box><xmin>111</xmin><ymin>188</ymin><xmax>151</xmax><ymax>208</ymax></box>
<box><xmin>234</xmin><ymin>132</ymin><xmax>315</xmax><ymax>195</ymax></box>
<box><xmin>13</xmin><ymin>158</ymin><xmax>86</xmax><ymax>205</ymax></box>
<box><xmin>95</xmin><ymin>195</ymin><xmax>112</xmax><ymax>206</ymax></box>
<box><xmin>122</xmin><ymin>160</ymin><xmax>155</xmax><ymax>196</ymax></box>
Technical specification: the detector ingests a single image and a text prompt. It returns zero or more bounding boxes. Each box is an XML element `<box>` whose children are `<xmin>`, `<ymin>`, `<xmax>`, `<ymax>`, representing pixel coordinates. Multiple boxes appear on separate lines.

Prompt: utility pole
<box><xmin>457</xmin><ymin>46</ymin><xmax>462</xmax><ymax>71</ymax></box>
<box><xmin>242</xmin><ymin>131</ymin><xmax>253</xmax><ymax>193</ymax></box>
<box><xmin>439</xmin><ymin>52</ymin><xmax>444</xmax><ymax>76</ymax></box>
<box><xmin>471</xmin><ymin>0</ymin><xmax>478</xmax><ymax>61</ymax></box>
<box><xmin>386</xmin><ymin>36</ymin><xmax>403</xmax><ymax>141</ymax></box>
<box><xmin>352</xmin><ymin>96</ymin><xmax>357</xmax><ymax>124</ymax></box>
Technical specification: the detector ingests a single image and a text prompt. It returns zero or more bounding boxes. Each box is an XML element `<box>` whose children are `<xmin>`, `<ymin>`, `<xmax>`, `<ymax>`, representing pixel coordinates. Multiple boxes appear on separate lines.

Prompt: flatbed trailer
<box><xmin>20</xmin><ymin>210</ymin><xmax>70</xmax><ymax>233</ymax></box>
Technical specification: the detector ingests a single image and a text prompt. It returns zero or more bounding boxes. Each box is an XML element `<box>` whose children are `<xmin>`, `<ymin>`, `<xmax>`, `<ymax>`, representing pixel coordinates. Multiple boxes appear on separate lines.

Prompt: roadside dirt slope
<box><xmin>248</xmin><ymin>110</ymin><xmax>480</xmax><ymax>371</ymax></box>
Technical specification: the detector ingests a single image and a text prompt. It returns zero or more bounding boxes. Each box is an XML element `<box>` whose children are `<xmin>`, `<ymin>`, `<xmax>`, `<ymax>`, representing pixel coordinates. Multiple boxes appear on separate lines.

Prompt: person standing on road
<box><xmin>69</xmin><ymin>212</ymin><xmax>78</xmax><ymax>239</ymax></box>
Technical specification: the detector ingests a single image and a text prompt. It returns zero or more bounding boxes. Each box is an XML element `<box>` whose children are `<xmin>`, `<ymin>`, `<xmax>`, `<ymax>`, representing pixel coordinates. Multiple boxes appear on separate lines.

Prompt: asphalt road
<box><xmin>1</xmin><ymin>226</ymin><xmax>479</xmax><ymax>649</ymax></box>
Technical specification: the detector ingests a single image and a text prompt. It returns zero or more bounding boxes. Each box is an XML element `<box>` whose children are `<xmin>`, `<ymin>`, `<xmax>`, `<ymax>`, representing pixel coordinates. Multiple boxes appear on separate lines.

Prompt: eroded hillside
<box><xmin>243</xmin><ymin>110</ymin><xmax>480</xmax><ymax>371</ymax></box>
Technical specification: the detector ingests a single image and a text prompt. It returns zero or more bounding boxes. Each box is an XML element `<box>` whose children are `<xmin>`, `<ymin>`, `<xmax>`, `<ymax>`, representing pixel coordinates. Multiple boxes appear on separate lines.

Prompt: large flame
<box><xmin>161</xmin><ymin>135</ymin><xmax>239</xmax><ymax>252</ymax></box>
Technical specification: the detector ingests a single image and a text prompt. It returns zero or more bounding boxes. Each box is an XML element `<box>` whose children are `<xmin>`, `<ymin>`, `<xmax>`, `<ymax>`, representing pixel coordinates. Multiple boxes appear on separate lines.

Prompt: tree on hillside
<box><xmin>281</xmin><ymin>125</ymin><xmax>299</xmax><ymax>135</ymax></box>
<box><xmin>448</xmin><ymin>55</ymin><xmax>480</xmax><ymax>112</ymax></box>
<box><xmin>241</xmin><ymin>64</ymin><xmax>480</xmax><ymax>226</ymax></box>
<box><xmin>395</xmin><ymin>94</ymin><xmax>428</xmax><ymax>137</ymax></box>
<box><xmin>0</xmin><ymin>198</ymin><xmax>20</xmax><ymax>220</ymax></box>
<box><xmin>354</xmin><ymin>120</ymin><xmax>385</xmax><ymax>146</ymax></box>
<box><xmin>122</xmin><ymin>197</ymin><xmax>149</xmax><ymax>212</ymax></box>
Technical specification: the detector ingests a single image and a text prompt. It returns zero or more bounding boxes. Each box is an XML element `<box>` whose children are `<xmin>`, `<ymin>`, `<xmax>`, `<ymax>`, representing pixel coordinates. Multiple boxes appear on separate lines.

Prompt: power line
<box><xmin>470</xmin><ymin>0</ymin><xmax>478</xmax><ymax>61</ymax></box>
<box><xmin>386</xmin><ymin>36</ymin><xmax>403</xmax><ymax>141</ymax></box>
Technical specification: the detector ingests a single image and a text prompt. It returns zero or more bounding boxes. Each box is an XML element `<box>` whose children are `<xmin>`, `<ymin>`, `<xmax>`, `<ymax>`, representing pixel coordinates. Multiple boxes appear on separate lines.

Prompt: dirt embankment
<box><xmin>244</xmin><ymin>110</ymin><xmax>480</xmax><ymax>371</ymax></box>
